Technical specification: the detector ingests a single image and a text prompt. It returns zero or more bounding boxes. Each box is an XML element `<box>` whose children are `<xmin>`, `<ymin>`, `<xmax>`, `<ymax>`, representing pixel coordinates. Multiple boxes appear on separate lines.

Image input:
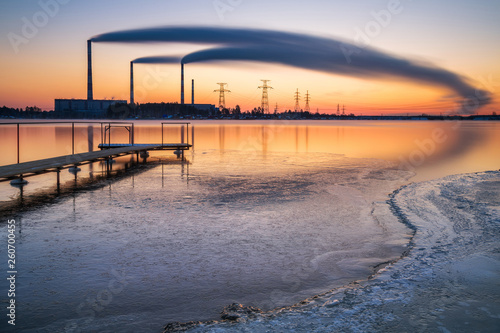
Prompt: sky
<box><xmin>0</xmin><ymin>0</ymin><xmax>499</xmax><ymax>115</ymax></box>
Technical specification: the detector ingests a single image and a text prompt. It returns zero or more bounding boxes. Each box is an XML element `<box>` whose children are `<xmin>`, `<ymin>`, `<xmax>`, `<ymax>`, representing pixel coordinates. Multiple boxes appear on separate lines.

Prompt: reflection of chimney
<box><xmin>87</xmin><ymin>40</ymin><xmax>93</xmax><ymax>101</ymax></box>
<box><xmin>192</xmin><ymin>79</ymin><xmax>194</xmax><ymax>105</ymax></box>
<box><xmin>130</xmin><ymin>61</ymin><xmax>134</xmax><ymax>104</ymax></box>
<box><xmin>181</xmin><ymin>63</ymin><xmax>185</xmax><ymax>105</ymax></box>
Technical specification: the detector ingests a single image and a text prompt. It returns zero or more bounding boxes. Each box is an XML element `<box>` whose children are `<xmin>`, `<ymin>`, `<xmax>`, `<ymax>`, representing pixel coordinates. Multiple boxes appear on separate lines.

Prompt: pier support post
<box><xmin>106</xmin><ymin>158</ymin><xmax>110</xmax><ymax>176</ymax></box>
<box><xmin>56</xmin><ymin>169</ymin><xmax>61</xmax><ymax>193</ymax></box>
<box><xmin>10</xmin><ymin>175</ymin><xmax>28</xmax><ymax>186</ymax></box>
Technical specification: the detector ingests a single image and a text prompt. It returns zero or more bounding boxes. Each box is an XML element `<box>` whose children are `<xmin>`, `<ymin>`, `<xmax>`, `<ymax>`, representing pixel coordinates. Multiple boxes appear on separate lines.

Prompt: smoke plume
<box><xmin>92</xmin><ymin>26</ymin><xmax>491</xmax><ymax>112</ymax></box>
<box><xmin>132</xmin><ymin>56</ymin><xmax>181</xmax><ymax>64</ymax></box>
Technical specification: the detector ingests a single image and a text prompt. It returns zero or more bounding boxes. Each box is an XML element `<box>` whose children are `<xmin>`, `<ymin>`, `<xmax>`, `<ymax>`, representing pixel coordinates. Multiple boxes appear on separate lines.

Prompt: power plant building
<box><xmin>54</xmin><ymin>40</ymin><xmax>214</xmax><ymax>118</ymax></box>
<box><xmin>54</xmin><ymin>99</ymin><xmax>126</xmax><ymax>117</ymax></box>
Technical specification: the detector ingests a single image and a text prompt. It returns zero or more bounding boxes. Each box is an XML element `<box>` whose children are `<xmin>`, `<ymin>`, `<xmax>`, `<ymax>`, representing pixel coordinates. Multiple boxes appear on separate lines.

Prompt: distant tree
<box><xmin>233</xmin><ymin>105</ymin><xmax>241</xmax><ymax>115</ymax></box>
<box><xmin>107</xmin><ymin>103</ymin><xmax>135</xmax><ymax>119</ymax></box>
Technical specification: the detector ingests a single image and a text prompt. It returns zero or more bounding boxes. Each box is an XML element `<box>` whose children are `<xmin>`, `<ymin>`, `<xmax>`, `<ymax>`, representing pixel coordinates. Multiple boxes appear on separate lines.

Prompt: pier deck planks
<box><xmin>0</xmin><ymin>144</ymin><xmax>190</xmax><ymax>181</ymax></box>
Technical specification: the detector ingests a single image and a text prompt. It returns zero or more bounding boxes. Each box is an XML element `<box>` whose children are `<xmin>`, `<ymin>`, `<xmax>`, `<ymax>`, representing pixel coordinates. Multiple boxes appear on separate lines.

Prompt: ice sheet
<box><xmin>183</xmin><ymin>171</ymin><xmax>500</xmax><ymax>332</ymax></box>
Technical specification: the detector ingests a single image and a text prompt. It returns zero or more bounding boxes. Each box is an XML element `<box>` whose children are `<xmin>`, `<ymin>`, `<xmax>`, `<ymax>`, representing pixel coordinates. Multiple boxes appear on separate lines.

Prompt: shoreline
<box><xmin>164</xmin><ymin>170</ymin><xmax>500</xmax><ymax>332</ymax></box>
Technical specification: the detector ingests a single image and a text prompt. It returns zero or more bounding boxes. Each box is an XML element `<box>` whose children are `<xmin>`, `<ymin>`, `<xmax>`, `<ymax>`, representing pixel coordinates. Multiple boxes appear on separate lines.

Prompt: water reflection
<box><xmin>1</xmin><ymin>120</ymin><xmax>499</xmax><ymax>200</ymax></box>
<box><xmin>0</xmin><ymin>153</ymin><xmax>190</xmax><ymax>214</ymax></box>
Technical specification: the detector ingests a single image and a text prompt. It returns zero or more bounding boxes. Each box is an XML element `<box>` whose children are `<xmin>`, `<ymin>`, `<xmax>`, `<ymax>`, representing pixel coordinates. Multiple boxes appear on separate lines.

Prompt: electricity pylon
<box><xmin>304</xmin><ymin>91</ymin><xmax>311</xmax><ymax>112</ymax></box>
<box><xmin>294</xmin><ymin>89</ymin><xmax>301</xmax><ymax>112</ymax></box>
<box><xmin>259</xmin><ymin>80</ymin><xmax>273</xmax><ymax>114</ymax></box>
<box><xmin>214</xmin><ymin>83</ymin><xmax>230</xmax><ymax>109</ymax></box>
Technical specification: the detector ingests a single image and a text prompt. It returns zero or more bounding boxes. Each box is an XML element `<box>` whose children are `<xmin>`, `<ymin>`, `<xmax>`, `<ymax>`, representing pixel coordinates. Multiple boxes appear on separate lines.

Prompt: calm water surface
<box><xmin>0</xmin><ymin>120</ymin><xmax>498</xmax><ymax>332</ymax></box>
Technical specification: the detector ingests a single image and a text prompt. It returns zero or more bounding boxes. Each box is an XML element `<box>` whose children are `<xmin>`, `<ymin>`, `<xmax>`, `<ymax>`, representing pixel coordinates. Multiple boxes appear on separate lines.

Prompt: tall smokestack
<box><xmin>192</xmin><ymin>79</ymin><xmax>194</xmax><ymax>105</ymax></box>
<box><xmin>181</xmin><ymin>63</ymin><xmax>185</xmax><ymax>105</ymax></box>
<box><xmin>87</xmin><ymin>40</ymin><xmax>93</xmax><ymax>101</ymax></box>
<box><xmin>130</xmin><ymin>61</ymin><xmax>134</xmax><ymax>104</ymax></box>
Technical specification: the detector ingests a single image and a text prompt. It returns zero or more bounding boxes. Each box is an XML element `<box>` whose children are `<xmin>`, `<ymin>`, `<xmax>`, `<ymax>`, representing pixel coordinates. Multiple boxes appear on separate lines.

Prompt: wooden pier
<box><xmin>0</xmin><ymin>121</ymin><xmax>192</xmax><ymax>184</ymax></box>
<box><xmin>98</xmin><ymin>143</ymin><xmax>191</xmax><ymax>150</ymax></box>
<box><xmin>0</xmin><ymin>145</ymin><xmax>158</xmax><ymax>182</ymax></box>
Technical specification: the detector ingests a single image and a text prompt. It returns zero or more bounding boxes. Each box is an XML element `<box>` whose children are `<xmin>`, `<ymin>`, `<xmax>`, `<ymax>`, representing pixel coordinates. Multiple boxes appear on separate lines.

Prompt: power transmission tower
<box><xmin>337</xmin><ymin>104</ymin><xmax>340</xmax><ymax>116</ymax></box>
<box><xmin>214</xmin><ymin>83</ymin><xmax>230</xmax><ymax>109</ymax></box>
<box><xmin>259</xmin><ymin>80</ymin><xmax>273</xmax><ymax>114</ymax></box>
<box><xmin>294</xmin><ymin>89</ymin><xmax>301</xmax><ymax>112</ymax></box>
<box><xmin>304</xmin><ymin>90</ymin><xmax>311</xmax><ymax>112</ymax></box>
<box><xmin>274</xmin><ymin>103</ymin><xmax>279</xmax><ymax>114</ymax></box>
<box><xmin>342</xmin><ymin>105</ymin><xmax>345</xmax><ymax>115</ymax></box>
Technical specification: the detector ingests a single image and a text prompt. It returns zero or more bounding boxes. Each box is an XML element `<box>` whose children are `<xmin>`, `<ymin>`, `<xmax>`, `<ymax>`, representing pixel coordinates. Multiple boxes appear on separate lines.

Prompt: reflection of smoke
<box><xmin>132</xmin><ymin>56</ymin><xmax>181</xmax><ymax>64</ymax></box>
<box><xmin>92</xmin><ymin>26</ymin><xmax>491</xmax><ymax>113</ymax></box>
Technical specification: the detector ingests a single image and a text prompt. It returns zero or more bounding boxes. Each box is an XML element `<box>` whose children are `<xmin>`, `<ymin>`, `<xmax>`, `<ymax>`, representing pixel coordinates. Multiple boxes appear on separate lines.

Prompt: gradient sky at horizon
<box><xmin>0</xmin><ymin>0</ymin><xmax>499</xmax><ymax>114</ymax></box>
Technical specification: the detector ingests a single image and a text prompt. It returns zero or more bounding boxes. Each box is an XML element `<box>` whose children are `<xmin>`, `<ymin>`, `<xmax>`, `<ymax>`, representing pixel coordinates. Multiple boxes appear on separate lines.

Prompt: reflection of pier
<box><xmin>0</xmin><ymin>121</ymin><xmax>192</xmax><ymax>186</ymax></box>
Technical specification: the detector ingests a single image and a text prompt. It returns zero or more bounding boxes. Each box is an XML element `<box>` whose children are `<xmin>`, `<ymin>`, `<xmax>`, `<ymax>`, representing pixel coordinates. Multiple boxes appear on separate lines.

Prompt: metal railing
<box><xmin>1</xmin><ymin>121</ymin><xmax>193</xmax><ymax>165</ymax></box>
<box><xmin>0</xmin><ymin>121</ymin><xmax>133</xmax><ymax>164</ymax></box>
<box><xmin>100</xmin><ymin>122</ymin><xmax>134</xmax><ymax>147</ymax></box>
<box><xmin>161</xmin><ymin>122</ymin><xmax>191</xmax><ymax>146</ymax></box>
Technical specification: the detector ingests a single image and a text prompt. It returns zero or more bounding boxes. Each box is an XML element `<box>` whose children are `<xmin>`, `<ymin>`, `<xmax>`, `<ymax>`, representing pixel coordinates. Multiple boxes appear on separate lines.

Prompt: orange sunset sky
<box><xmin>0</xmin><ymin>0</ymin><xmax>499</xmax><ymax>115</ymax></box>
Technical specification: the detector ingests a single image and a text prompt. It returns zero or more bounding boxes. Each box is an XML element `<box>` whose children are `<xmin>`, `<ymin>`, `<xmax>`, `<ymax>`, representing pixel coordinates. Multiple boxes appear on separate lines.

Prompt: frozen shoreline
<box><xmin>169</xmin><ymin>171</ymin><xmax>500</xmax><ymax>332</ymax></box>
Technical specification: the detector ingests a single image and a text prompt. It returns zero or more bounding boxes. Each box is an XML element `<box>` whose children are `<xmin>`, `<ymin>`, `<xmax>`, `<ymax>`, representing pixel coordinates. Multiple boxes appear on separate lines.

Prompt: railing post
<box><xmin>72</xmin><ymin>122</ymin><xmax>75</xmax><ymax>155</ymax></box>
<box><xmin>181</xmin><ymin>125</ymin><xmax>185</xmax><ymax>144</ymax></box>
<box><xmin>192</xmin><ymin>125</ymin><xmax>195</xmax><ymax>149</ymax></box>
<box><xmin>187</xmin><ymin>123</ymin><xmax>189</xmax><ymax>145</ymax></box>
<box><xmin>161</xmin><ymin>123</ymin><xmax>164</xmax><ymax>146</ymax></box>
<box><xmin>87</xmin><ymin>125</ymin><xmax>94</xmax><ymax>152</ymax></box>
<box><xmin>17</xmin><ymin>123</ymin><xmax>20</xmax><ymax>164</ymax></box>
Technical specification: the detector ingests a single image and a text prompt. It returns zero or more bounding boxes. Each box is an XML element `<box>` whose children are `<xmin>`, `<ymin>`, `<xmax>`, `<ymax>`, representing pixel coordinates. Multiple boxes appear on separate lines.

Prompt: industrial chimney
<box><xmin>192</xmin><ymin>79</ymin><xmax>195</xmax><ymax>105</ymax></box>
<box><xmin>130</xmin><ymin>61</ymin><xmax>134</xmax><ymax>105</ymax></box>
<box><xmin>87</xmin><ymin>40</ymin><xmax>93</xmax><ymax>101</ymax></box>
<box><xmin>181</xmin><ymin>63</ymin><xmax>185</xmax><ymax>105</ymax></box>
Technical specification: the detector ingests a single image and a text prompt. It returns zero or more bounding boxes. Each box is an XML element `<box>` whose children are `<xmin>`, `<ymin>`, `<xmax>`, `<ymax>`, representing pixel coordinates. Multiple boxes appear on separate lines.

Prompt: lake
<box><xmin>0</xmin><ymin>120</ymin><xmax>498</xmax><ymax>332</ymax></box>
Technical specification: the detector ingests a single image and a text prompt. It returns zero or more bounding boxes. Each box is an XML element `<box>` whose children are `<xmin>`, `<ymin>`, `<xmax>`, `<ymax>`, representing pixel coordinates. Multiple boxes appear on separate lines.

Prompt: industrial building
<box><xmin>53</xmin><ymin>40</ymin><xmax>216</xmax><ymax>119</ymax></box>
<box><xmin>54</xmin><ymin>99</ymin><xmax>127</xmax><ymax>117</ymax></box>
<box><xmin>53</xmin><ymin>40</ymin><xmax>126</xmax><ymax>117</ymax></box>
